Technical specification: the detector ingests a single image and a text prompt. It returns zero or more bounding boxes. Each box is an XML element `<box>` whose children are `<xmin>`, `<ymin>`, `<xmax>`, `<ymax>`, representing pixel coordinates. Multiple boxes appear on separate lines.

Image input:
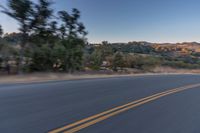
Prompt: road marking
<box><xmin>49</xmin><ymin>87</ymin><xmax>181</xmax><ymax>133</ymax></box>
<box><xmin>49</xmin><ymin>83</ymin><xmax>200</xmax><ymax>133</ymax></box>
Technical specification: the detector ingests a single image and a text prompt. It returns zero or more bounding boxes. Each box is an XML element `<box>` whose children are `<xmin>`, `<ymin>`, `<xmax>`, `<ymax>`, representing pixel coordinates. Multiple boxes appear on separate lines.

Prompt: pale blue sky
<box><xmin>1</xmin><ymin>0</ymin><xmax>200</xmax><ymax>43</ymax></box>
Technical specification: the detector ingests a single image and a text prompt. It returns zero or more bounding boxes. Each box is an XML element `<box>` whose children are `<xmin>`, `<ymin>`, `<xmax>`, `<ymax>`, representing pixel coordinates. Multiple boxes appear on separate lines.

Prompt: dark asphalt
<box><xmin>0</xmin><ymin>74</ymin><xmax>200</xmax><ymax>133</ymax></box>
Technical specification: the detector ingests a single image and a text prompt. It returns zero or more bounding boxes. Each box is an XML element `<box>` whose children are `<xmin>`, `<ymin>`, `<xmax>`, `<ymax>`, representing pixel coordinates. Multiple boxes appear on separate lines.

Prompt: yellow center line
<box><xmin>49</xmin><ymin>83</ymin><xmax>200</xmax><ymax>133</ymax></box>
<box><xmin>49</xmin><ymin>88</ymin><xmax>179</xmax><ymax>133</ymax></box>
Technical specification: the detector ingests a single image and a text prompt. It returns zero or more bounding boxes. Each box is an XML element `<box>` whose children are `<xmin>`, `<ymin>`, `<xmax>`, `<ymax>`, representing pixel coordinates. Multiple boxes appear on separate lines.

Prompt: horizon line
<box><xmin>88</xmin><ymin>41</ymin><xmax>200</xmax><ymax>44</ymax></box>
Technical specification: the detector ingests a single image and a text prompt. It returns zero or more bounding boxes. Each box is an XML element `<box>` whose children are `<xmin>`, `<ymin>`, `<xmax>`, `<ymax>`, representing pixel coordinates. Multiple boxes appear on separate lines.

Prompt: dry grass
<box><xmin>0</xmin><ymin>73</ymin><xmax>133</xmax><ymax>84</ymax></box>
<box><xmin>153</xmin><ymin>66</ymin><xmax>200</xmax><ymax>74</ymax></box>
<box><xmin>0</xmin><ymin>68</ymin><xmax>200</xmax><ymax>84</ymax></box>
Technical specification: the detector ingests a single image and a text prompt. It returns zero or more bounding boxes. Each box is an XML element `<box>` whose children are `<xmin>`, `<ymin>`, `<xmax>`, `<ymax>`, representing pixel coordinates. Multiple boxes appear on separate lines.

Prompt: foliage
<box><xmin>0</xmin><ymin>25</ymin><xmax>3</xmax><ymax>37</ymax></box>
<box><xmin>89</xmin><ymin>48</ymin><xmax>103</xmax><ymax>70</ymax></box>
<box><xmin>112</xmin><ymin>52</ymin><xmax>124</xmax><ymax>71</ymax></box>
<box><xmin>0</xmin><ymin>0</ymin><xmax>87</xmax><ymax>73</ymax></box>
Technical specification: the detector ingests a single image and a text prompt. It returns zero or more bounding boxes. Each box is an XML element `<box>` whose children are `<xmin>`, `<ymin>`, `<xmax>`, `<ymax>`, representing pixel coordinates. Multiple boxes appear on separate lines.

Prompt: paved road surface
<box><xmin>0</xmin><ymin>74</ymin><xmax>200</xmax><ymax>133</ymax></box>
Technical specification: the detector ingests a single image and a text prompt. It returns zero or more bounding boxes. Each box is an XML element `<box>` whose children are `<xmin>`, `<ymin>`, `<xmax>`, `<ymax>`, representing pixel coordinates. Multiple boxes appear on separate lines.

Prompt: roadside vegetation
<box><xmin>0</xmin><ymin>0</ymin><xmax>87</xmax><ymax>74</ymax></box>
<box><xmin>1</xmin><ymin>0</ymin><xmax>200</xmax><ymax>75</ymax></box>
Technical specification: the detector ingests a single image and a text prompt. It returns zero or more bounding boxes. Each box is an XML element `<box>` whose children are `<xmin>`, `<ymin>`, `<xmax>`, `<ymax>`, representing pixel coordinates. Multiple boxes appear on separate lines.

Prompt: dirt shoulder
<box><xmin>0</xmin><ymin>70</ymin><xmax>199</xmax><ymax>84</ymax></box>
<box><xmin>0</xmin><ymin>73</ymin><xmax>136</xmax><ymax>84</ymax></box>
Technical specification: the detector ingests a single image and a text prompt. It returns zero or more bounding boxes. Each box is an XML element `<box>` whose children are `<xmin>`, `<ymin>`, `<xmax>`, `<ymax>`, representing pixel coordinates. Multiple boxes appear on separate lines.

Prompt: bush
<box><xmin>124</xmin><ymin>54</ymin><xmax>161</xmax><ymax>71</ymax></box>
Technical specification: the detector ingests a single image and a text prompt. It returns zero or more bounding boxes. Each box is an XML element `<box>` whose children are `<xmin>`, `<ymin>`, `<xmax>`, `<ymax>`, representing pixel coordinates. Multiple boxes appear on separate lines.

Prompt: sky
<box><xmin>1</xmin><ymin>0</ymin><xmax>200</xmax><ymax>43</ymax></box>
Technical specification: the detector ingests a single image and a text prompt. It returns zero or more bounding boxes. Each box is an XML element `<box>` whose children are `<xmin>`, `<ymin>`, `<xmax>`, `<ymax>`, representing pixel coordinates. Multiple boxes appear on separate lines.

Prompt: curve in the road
<box><xmin>49</xmin><ymin>83</ymin><xmax>200</xmax><ymax>133</ymax></box>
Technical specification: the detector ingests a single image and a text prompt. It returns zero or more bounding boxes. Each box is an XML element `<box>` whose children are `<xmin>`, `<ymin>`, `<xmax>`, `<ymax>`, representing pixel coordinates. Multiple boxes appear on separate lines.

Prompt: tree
<box><xmin>60</xmin><ymin>37</ymin><xmax>85</xmax><ymax>72</ymax></box>
<box><xmin>29</xmin><ymin>45</ymin><xmax>53</xmax><ymax>71</ymax></box>
<box><xmin>89</xmin><ymin>48</ymin><xmax>103</xmax><ymax>70</ymax></box>
<box><xmin>30</xmin><ymin>0</ymin><xmax>53</xmax><ymax>38</ymax></box>
<box><xmin>28</xmin><ymin>0</ymin><xmax>57</xmax><ymax>71</ymax></box>
<box><xmin>59</xmin><ymin>24</ymin><xmax>67</xmax><ymax>39</ymax></box>
<box><xmin>112</xmin><ymin>52</ymin><xmax>124</xmax><ymax>71</ymax></box>
<box><xmin>102</xmin><ymin>41</ymin><xmax>109</xmax><ymax>45</ymax></box>
<box><xmin>1</xmin><ymin>1</ymin><xmax>88</xmax><ymax>73</ymax></box>
<box><xmin>100</xmin><ymin>44</ymin><xmax>114</xmax><ymax>60</ymax></box>
<box><xmin>0</xmin><ymin>25</ymin><xmax>3</xmax><ymax>37</ymax></box>
<box><xmin>3</xmin><ymin>32</ymin><xmax>23</xmax><ymax>44</ymax></box>
<box><xmin>58</xmin><ymin>8</ymin><xmax>87</xmax><ymax>38</ymax></box>
<box><xmin>58</xmin><ymin>8</ymin><xmax>88</xmax><ymax>72</ymax></box>
<box><xmin>1</xmin><ymin>0</ymin><xmax>33</xmax><ymax>73</ymax></box>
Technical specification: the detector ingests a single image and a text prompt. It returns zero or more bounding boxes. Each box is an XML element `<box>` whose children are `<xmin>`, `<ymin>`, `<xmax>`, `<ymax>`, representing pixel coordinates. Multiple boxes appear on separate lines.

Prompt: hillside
<box><xmin>90</xmin><ymin>41</ymin><xmax>200</xmax><ymax>56</ymax></box>
<box><xmin>87</xmin><ymin>41</ymin><xmax>200</xmax><ymax>71</ymax></box>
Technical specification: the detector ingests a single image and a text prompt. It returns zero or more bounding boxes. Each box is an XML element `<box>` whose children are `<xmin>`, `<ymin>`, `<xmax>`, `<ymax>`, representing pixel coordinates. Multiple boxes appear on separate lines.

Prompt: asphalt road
<box><xmin>1</xmin><ymin>74</ymin><xmax>200</xmax><ymax>133</ymax></box>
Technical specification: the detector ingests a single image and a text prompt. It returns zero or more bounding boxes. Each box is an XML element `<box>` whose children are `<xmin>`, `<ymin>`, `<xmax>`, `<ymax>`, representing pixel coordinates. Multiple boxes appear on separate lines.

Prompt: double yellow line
<box><xmin>49</xmin><ymin>83</ymin><xmax>200</xmax><ymax>133</ymax></box>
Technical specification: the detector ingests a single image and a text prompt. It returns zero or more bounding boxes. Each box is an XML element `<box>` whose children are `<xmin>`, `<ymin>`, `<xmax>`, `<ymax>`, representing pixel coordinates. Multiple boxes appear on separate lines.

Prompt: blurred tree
<box><xmin>58</xmin><ymin>8</ymin><xmax>88</xmax><ymax>38</ymax></box>
<box><xmin>58</xmin><ymin>8</ymin><xmax>87</xmax><ymax>72</ymax></box>
<box><xmin>0</xmin><ymin>25</ymin><xmax>3</xmax><ymax>37</ymax></box>
<box><xmin>29</xmin><ymin>45</ymin><xmax>53</xmax><ymax>71</ymax></box>
<box><xmin>3</xmin><ymin>32</ymin><xmax>23</xmax><ymax>45</ymax></box>
<box><xmin>1</xmin><ymin>0</ymin><xmax>33</xmax><ymax>73</ymax></box>
<box><xmin>0</xmin><ymin>1</ymin><xmax>88</xmax><ymax>73</ymax></box>
<box><xmin>60</xmin><ymin>37</ymin><xmax>85</xmax><ymax>72</ymax></box>
<box><xmin>102</xmin><ymin>41</ymin><xmax>109</xmax><ymax>45</ymax></box>
<box><xmin>30</xmin><ymin>0</ymin><xmax>53</xmax><ymax>38</ymax></box>
<box><xmin>28</xmin><ymin>0</ymin><xmax>57</xmax><ymax>71</ymax></box>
